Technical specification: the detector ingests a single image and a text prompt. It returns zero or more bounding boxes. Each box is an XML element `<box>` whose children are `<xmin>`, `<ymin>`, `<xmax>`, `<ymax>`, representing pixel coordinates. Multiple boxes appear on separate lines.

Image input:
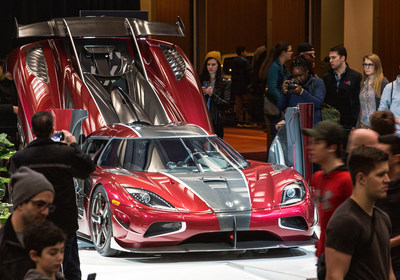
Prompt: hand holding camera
<box><xmin>282</xmin><ymin>79</ymin><xmax>302</xmax><ymax>95</ymax></box>
<box><xmin>52</xmin><ymin>130</ymin><xmax>77</xmax><ymax>145</ymax></box>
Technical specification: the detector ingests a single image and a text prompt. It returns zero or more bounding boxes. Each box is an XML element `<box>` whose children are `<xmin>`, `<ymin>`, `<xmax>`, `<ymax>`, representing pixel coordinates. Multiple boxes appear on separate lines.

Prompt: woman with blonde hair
<box><xmin>359</xmin><ymin>53</ymin><xmax>388</xmax><ymax>128</ymax></box>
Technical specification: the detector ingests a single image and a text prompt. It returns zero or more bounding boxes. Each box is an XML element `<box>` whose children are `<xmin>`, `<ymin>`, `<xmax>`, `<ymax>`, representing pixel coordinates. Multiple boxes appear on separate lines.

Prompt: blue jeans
<box><xmin>63</xmin><ymin>232</ymin><xmax>81</xmax><ymax>280</ymax></box>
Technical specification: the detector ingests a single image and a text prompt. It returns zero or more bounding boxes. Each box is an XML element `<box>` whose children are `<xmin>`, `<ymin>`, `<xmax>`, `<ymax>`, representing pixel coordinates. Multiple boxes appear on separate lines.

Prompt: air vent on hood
<box><xmin>160</xmin><ymin>44</ymin><xmax>186</xmax><ymax>81</ymax></box>
<box><xmin>26</xmin><ymin>46</ymin><xmax>49</xmax><ymax>83</ymax></box>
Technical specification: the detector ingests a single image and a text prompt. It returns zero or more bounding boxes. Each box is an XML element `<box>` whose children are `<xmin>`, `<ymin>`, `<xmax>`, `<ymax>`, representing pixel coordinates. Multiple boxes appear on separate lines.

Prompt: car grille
<box><xmin>180</xmin><ymin>231</ymin><xmax>281</xmax><ymax>246</ymax></box>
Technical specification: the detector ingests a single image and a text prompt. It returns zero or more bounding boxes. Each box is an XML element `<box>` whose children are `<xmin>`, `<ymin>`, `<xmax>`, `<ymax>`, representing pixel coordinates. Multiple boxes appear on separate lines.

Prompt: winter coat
<box><xmin>0</xmin><ymin>217</ymin><xmax>35</xmax><ymax>280</ymax></box>
<box><xmin>8</xmin><ymin>138</ymin><xmax>95</xmax><ymax>234</ymax></box>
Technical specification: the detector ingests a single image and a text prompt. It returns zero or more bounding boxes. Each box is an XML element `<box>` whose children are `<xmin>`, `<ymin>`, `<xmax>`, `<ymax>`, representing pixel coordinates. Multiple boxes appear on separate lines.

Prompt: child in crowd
<box><xmin>23</xmin><ymin>220</ymin><xmax>66</xmax><ymax>280</ymax></box>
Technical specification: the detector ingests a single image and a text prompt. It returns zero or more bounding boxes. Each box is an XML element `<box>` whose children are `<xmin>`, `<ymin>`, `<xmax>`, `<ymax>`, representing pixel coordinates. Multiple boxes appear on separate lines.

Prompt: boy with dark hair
<box><xmin>325</xmin><ymin>146</ymin><xmax>395</xmax><ymax>279</ymax></box>
<box><xmin>23</xmin><ymin>221</ymin><xmax>66</xmax><ymax>280</ymax></box>
<box><xmin>302</xmin><ymin>121</ymin><xmax>353</xmax><ymax>274</ymax></box>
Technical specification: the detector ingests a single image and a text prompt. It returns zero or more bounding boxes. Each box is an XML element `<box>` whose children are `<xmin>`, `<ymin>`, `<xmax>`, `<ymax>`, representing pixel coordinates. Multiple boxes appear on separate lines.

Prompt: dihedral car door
<box><xmin>268</xmin><ymin>103</ymin><xmax>313</xmax><ymax>182</ymax></box>
<box><xmin>76</xmin><ymin>138</ymin><xmax>109</xmax><ymax>218</ymax></box>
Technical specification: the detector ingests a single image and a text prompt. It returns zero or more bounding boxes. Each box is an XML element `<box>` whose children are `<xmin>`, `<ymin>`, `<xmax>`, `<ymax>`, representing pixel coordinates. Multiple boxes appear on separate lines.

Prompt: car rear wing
<box><xmin>15</xmin><ymin>16</ymin><xmax>185</xmax><ymax>39</ymax></box>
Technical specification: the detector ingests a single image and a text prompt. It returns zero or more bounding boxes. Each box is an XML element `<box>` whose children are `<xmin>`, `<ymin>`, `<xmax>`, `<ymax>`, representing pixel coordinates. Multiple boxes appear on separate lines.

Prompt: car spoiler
<box><xmin>15</xmin><ymin>16</ymin><xmax>185</xmax><ymax>38</ymax></box>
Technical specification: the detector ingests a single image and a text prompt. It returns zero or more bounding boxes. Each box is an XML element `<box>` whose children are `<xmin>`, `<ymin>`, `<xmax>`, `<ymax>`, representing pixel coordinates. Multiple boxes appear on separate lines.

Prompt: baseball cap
<box><xmin>297</xmin><ymin>42</ymin><xmax>314</xmax><ymax>54</ymax></box>
<box><xmin>302</xmin><ymin>121</ymin><xmax>345</xmax><ymax>145</ymax></box>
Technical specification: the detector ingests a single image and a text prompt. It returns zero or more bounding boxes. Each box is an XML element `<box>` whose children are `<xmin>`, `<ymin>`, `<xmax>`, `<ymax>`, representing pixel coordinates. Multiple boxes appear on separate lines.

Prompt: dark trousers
<box><xmin>63</xmin><ymin>232</ymin><xmax>81</xmax><ymax>280</ymax></box>
<box><xmin>213</xmin><ymin>122</ymin><xmax>224</xmax><ymax>139</ymax></box>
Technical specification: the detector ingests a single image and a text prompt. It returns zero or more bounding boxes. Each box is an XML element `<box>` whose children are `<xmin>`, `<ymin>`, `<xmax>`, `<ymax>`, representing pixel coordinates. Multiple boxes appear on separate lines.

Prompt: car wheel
<box><xmin>89</xmin><ymin>185</ymin><xmax>119</xmax><ymax>256</ymax></box>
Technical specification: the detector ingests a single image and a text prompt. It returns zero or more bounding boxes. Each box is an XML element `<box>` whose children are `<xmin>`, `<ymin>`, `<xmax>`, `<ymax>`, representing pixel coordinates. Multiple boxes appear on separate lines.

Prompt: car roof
<box><xmin>90</xmin><ymin>122</ymin><xmax>213</xmax><ymax>139</ymax></box>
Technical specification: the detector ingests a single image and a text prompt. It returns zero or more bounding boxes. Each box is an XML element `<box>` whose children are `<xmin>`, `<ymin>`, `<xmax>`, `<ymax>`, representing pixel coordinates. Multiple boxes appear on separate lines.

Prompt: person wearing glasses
<box><xmin>8</xmin><ymin>111</ymin><xmax>95</xmax><ymax>280</ymax></box>
<box><xmin>279</xmin><ymin>56</ymin><xmax>326</xmax><ymax>125</ymax></box>
<box><xmin>359</xmin><ymin>54</ymin><xmax>388</xmax><ymax>128</ymax></box>
<box><xmin>0</xmin><ymin>167</ymin><xmax>55</xmax><ymax>280</ymax></box>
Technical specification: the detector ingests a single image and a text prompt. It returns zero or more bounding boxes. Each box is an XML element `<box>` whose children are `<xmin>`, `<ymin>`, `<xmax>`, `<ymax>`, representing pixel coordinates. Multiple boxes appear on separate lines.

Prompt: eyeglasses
<box><xmin>291</xmin><ymin>73</ymin><xmax>307</xmax><ymax>78</ymax></box>
<box><xmin>363</xmin><ymin>63</ymin><xmax>374</xmax><ymax>68</ymax></box>
<box><xmin>29</xmin><ymin>199</ymin><xmax>56</xmax><ymax>213</ymax></box>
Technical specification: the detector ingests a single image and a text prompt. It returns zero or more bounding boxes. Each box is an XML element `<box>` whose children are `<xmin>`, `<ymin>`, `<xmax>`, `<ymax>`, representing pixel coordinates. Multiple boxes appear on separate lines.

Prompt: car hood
<box><xmin>160</xmin><ymin>170</ymin><xmax>252</xmax><ymax>213</ymax></box>
<box><xmin>105</xmin><ymin>164</ymin><xmax>301</xmax><ymax>232</ymax></box>
<box><xmin>136</xmin><ymin>163</ymin><xmax>292</xmax><ymax>213</ymax></box>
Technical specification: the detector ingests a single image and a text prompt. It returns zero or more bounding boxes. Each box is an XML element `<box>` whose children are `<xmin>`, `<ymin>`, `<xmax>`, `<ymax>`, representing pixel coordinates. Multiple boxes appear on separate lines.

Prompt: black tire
<box><xmin>89</xmin><ymin>185</ymin><xmax>119</xmax><ymax>257</ymax></box>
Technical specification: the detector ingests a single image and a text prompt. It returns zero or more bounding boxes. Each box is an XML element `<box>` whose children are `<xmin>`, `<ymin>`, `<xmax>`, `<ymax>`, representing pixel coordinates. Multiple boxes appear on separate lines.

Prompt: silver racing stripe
<box><xmin>162</xmin><ymin>170</ymin><xmax>251</xmax><ymax>231</ymax></box>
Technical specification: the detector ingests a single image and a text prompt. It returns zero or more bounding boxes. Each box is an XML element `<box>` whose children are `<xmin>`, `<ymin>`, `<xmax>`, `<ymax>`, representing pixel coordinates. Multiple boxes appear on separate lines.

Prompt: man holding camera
<box><xmin>278</xmin><ymin>56</ymin><xmax>326</xmax><ymax>125</ymax></box>
<box><xmin>8</xmin><ymin>111</ymin><xmax>95</xmax><ymax>280</ymax></box>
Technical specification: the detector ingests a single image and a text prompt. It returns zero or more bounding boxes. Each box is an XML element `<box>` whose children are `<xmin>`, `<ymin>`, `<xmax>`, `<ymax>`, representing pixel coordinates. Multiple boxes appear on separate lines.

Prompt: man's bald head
<box><xmin>347</xmin><ymin>128</ymin><xmax>379</xmax><ymax>154</ymax></box>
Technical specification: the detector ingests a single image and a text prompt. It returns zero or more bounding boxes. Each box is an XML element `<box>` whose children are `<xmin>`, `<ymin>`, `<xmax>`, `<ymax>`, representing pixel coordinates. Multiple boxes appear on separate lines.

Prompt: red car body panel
<box><xmin>8</xmin><ymin>36</ymin><xmax>212</xmax><ymax>143</ymax></box>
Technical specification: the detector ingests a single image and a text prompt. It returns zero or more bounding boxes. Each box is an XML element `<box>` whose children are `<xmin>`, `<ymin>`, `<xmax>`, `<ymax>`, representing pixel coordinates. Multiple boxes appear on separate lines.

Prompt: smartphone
<box><xmin>51</xmin><ymin>131</ymin><xmax>64</xmax><ymax>142</ymax></box>
<box><xmin>87</xmin><ymin>273</ymin><xmax>96</xmax><ymax>280</ymax></box>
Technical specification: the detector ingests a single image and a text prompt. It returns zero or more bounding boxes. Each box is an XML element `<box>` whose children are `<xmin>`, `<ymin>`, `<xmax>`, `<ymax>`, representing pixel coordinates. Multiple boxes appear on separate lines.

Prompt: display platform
<box><xmin>79</xmin><ymin>240</ymin><xmax>318</xmax><ymax>280</ymax></box>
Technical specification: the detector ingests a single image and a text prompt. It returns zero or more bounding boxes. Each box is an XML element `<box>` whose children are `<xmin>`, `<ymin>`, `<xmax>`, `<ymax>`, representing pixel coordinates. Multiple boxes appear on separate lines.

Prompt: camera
<box><xmin>51</xmin><ymin>131</ymin><xmax>64</xmax><ymax>142</ymax></box>
<box><xmin>287</xmin><ymin>79</ymin><xmax>300</xmax><ymax>94</ymax></box>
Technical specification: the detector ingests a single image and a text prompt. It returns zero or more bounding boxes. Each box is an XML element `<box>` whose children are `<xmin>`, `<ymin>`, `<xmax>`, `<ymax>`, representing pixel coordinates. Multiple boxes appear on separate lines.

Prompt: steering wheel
<box><xmin>166</xmin><ymin>161</ymin><xmax>176</xmax><ymax>169</ymax></box>
<box><xmin>177</xmin><ymin>155</ymin><xmax>194</xmax><ymax>166</ymax></box>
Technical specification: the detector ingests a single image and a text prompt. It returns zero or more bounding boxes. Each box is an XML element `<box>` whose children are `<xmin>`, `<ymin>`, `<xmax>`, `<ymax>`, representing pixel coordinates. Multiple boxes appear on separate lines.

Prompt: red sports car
<box><xmin>76</xmin><ymin>122</ymin><xmax>316</xmax><ymax>255</ymax></box>
<box><xmin>7</xmin><ymin>17</ymin><xmax>316</xmax><ymax>256</ymax></box>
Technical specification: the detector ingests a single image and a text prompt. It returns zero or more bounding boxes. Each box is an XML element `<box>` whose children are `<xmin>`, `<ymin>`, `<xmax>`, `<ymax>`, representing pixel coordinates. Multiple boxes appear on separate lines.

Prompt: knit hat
<box><xmin>205</xmin><ymin>51</ymin><xmax>222</xmax><ymax>65</ymax></box>
<box><xmin>297</xmin><ymin>42</ymin><xmax>314</xmax><ymax>54</ymax></box>
<box><xmin>302</xmin><ymin>121</ymin><xmax>345</xmax><ymax>145</ymax></box>
<box><xmin>11</xmin><ymin>167</ymin><xmax>54</xmax><ymax>207</ymax></box>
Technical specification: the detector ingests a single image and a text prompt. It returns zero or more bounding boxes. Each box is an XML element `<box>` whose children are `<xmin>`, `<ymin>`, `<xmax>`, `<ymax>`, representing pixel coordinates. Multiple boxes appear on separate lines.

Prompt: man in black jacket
<box><xmin>323</xmin><ymin>45</ymin><xmax>362</xmax><ymax>133</ymax></box>
<box><xmin>8</xmin><ymin>111</ymin><xmax>95</xmax><ymax>280</ymax></box>
<box><xmin>0</xmin><ymin>167</ymin><xmax>55</xmax><ymax>280</ymax></box>
<box><xmin>231</xmin><ymin>46</ymin><xmax>253</xmax><ymax>127</ymax></box>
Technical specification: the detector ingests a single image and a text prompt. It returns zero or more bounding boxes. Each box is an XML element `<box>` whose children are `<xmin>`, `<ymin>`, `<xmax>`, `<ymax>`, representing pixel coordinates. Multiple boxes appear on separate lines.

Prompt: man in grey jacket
<box><xmin>0</xmin><ymin>167</ymin><xmax>55</xmax><ymax>280</ymax></box>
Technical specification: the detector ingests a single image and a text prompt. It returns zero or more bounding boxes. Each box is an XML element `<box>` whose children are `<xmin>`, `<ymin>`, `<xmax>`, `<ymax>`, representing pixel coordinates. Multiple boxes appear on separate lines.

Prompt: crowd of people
<box><xmin>302</xmin><ymin>117</ymin><xmax>400</xmax><ymax>280</ymax></box>
<box><xmin>200</xmin><ymin>41</ymin><xmax>400</xmax><ymax>279</ymax></box>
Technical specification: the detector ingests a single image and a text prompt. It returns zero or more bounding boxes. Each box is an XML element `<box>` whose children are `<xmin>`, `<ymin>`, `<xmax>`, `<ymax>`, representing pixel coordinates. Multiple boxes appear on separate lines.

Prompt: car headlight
<box><xmin>125</xmin><ymin>187</ymin><xmax>175</xmax><ymax>210</ymax></box>
<box><xmin>281</xmin><ymin>181</ymin><xmax>306</xmax><ymax>206</ymax></box>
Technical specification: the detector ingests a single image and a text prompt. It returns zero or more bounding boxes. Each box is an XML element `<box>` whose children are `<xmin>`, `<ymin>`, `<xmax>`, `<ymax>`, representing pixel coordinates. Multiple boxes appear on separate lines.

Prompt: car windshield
<box><xmin>100</xmin><ymin>136</ymin><xmax>249</xmax><ymax>173</ymax></box>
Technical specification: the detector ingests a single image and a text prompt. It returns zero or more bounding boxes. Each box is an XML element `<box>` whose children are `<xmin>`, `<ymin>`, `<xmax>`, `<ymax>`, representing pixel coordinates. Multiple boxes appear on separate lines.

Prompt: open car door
<box><xmin>268</xmin><ymin>103</ymin><xmax>314</xmax><ymax>183</ymax></box>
